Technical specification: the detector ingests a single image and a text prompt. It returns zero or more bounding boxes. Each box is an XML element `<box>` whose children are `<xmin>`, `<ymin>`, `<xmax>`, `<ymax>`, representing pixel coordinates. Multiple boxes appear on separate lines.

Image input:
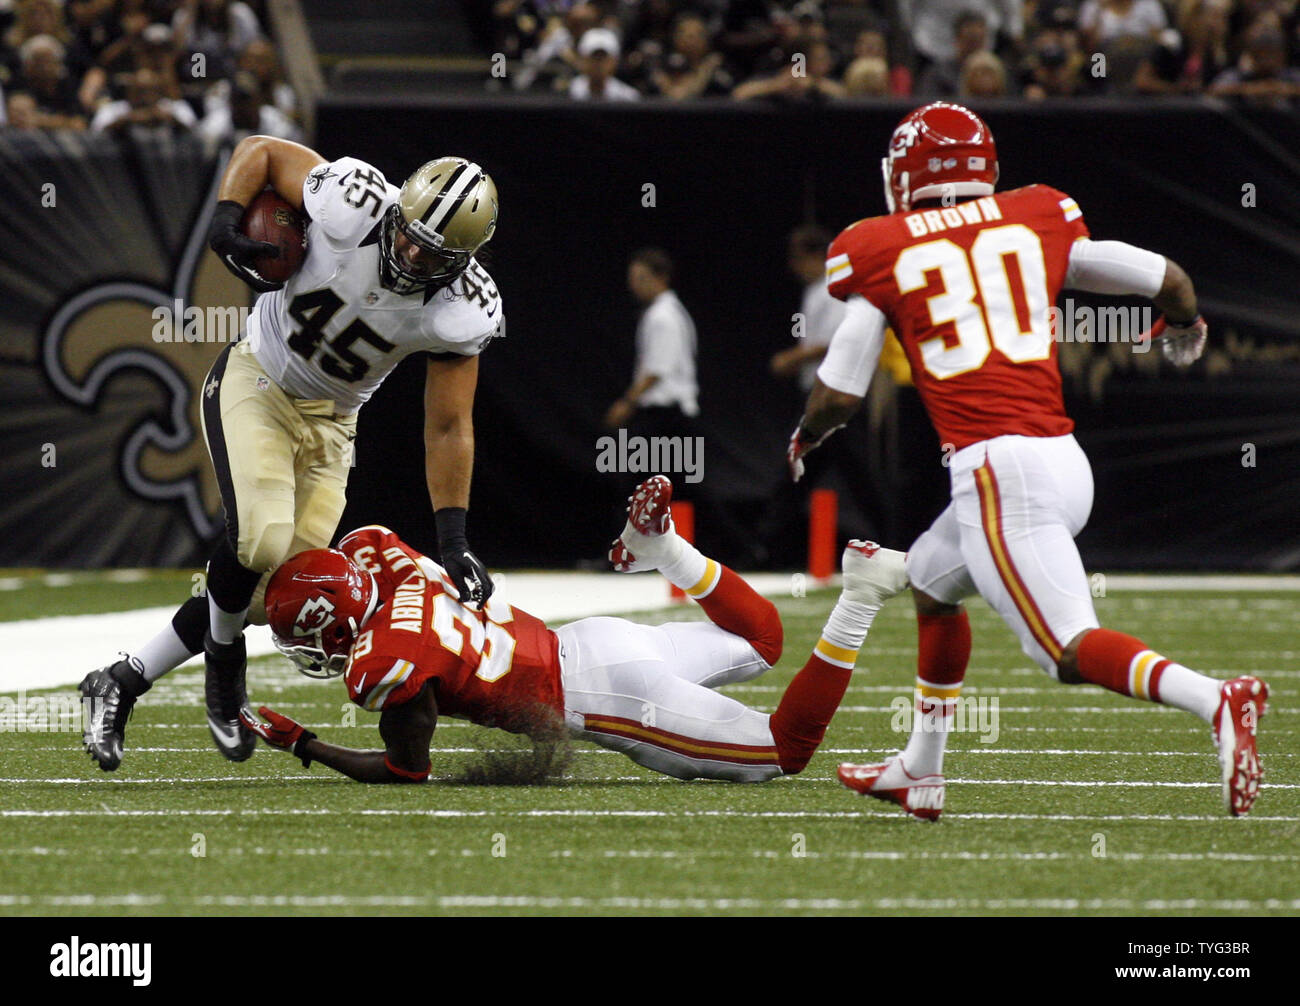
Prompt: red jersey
<box><xmin>335</xmin><ymin>526</ymin><xmax>564</xmax><ymax>733</ymax></box>
<box><xmin>826</xmin><ymin>185</ymin><xmax>1088</xmax><ymax>450</ymax></box>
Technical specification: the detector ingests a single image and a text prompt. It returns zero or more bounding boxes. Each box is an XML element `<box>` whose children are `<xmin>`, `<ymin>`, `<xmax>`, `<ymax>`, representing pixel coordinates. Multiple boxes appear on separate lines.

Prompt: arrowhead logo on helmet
<box><xmin>266</xmin><ymin>548</ymin><xmax>380</xmax><ymax>678</ymax></box>
<box><xmin>882</xmin><ymin>102</ymin><xmax>999</xmax><ymax>213</ymax></box>
<box><xmin>293</xmin><ymin>596</ymin><xmax>336</xmax><ymax>636</ymax></box>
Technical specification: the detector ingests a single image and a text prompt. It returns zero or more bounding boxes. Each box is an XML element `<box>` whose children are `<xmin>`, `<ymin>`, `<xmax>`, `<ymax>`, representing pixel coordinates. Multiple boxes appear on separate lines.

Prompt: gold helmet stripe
<box><xmin>417</xmin><ymin>162</ymin><xmax>467</xmax><ymax>224</ymax></box>
<box><xmin>422</xmin><ymin>164</ymin><xmax>484</xmax><ymax>238</ymax></box>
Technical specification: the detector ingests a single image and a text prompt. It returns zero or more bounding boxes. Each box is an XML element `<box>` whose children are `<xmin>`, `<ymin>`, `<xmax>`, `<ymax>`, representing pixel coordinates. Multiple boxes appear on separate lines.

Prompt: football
<box><xmin>240</xmin><ymin>189</ymin><xmax>306</xmax><ymax>283</ymax></box>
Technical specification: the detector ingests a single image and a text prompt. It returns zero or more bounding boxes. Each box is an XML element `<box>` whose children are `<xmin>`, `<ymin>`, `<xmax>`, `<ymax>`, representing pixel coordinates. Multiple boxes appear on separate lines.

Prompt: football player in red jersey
<box><xmin>789</xmin><ymin>102</ymin><xmax>1268</xmax><ymax>818</ymax></box>
<box><xmin>241</xmin><ymin>476</ymin><xmax>909</xmax><ymax>783</ymax></box>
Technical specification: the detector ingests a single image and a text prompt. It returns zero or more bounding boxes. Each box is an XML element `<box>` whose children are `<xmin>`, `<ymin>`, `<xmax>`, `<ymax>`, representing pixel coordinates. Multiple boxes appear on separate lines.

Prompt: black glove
<box><xmin>209</xmin><ymin>199</ymin><xmax>283</xmax><ymax>293</ymax></box>
<box><xmin>435</xmin><ymin>507</ymin><xmax>494</xmax><ymax>608</ymax></box>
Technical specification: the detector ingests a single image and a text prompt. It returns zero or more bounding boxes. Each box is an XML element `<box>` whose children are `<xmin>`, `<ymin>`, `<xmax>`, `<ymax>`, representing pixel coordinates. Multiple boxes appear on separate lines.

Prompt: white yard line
<box><xmin>1</xmin><ymin>846</ymin><xmax>1293</xmax><ymax>864</ymax></box>
<box><xmin>2</xmin><ymin>775</ymin><xmax>1294</xmax><ymax>788</ymax></box>
<box><xmin>20</xmin><ymin>745</ymin><xmax>1294</xmax><ymax>757</ymax></box>
<box><xmin>3</xmin><ymin>808</ymin><xmax>1297</xmax><ymax>821</ymax></box>
<box><xmin>0</xmin><ymin>892</ymin><xmax>1293</xmax><ymax>911</ymax></box>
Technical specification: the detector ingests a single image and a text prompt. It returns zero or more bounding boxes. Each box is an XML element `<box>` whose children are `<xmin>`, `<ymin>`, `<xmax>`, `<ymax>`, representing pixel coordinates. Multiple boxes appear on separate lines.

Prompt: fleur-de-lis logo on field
<box><xmin>40</xmin><ymin>153</ymin><xmax>251</xmax><ymax>539</ymax></box>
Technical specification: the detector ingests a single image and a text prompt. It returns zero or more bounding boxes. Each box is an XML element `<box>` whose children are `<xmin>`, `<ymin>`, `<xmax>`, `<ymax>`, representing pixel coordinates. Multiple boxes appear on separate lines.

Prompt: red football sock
<box><xmin>1074</xmin><ymin>628</ymin><xmax>1169</xmax><ymax>701</ymax></box>
<box><xmin>917</xmin><ymin>610</ymin><xmax>971</xmax><ymax>687</ymax></box>
<box><xmin>770</xmin><ymin>654</ymin><xmax>853</xmax><ymax>774</ymax></box>
<box><xmin>694</xmin><ymin>566</ymin><xmax>783</xmax><ymax>666</ymax></box>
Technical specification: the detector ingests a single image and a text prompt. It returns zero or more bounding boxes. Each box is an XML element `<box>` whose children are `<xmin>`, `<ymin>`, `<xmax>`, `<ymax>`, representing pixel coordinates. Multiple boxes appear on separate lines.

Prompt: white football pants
<box><xmin>906</xmin><ymin>434</ymin><xmax>1100</xmax><ymax>677</ymax></box>
<box><xmin>555</xmin><ymin>617</ymin><xmax>783</xmax><ymax>782</ymax></box>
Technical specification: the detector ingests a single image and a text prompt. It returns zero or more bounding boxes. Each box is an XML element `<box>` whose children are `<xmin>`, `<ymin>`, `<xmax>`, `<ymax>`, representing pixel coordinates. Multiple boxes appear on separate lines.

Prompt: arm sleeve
<box><xmin>815</xmin><ymin>295</ymin><xmax>888</xmax><ymax>397</ymax></box>
<box><xmin>1064</xmin><ymin>239</ymin><xmax>1167</xmax><ymax>298</ymax></box>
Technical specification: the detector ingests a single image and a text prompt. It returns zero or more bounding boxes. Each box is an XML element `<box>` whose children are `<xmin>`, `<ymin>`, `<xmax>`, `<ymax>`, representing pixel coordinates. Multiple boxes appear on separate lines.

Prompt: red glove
<box><xmin>787</xmin><ymin>422</ymin><xmax>843</xmax><ymax>482</ymax></box>
<box><xmin>240</xmin><ymin>705</ymin><xmax>317</xmax><ymax>766</ymax></box>
<box><xmin>1140</xmin><ymin>314</ymin><xmax>1208</xmax><ymax>367</ymax></box>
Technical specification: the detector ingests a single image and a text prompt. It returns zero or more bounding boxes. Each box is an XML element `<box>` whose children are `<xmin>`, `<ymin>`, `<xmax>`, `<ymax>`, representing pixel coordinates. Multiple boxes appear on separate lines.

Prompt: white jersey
<box><xmin>246</xmin><ymin>156</ymin><xmax>504</xmax><ymax>415</ymax></box>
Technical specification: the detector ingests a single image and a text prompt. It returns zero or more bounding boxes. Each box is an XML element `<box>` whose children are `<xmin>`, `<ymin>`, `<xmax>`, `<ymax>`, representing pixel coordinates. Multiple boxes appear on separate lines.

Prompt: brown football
<box><xmin>240</xmin><ymin>189</ymin><xmax>307</xmax><ymax>283</ymax></box>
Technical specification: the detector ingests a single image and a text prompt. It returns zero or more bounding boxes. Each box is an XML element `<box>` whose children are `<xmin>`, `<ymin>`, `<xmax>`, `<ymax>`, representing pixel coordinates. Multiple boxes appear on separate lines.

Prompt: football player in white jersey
<box><xmin>80</xmin><ymin>135</ymin><xmax>505</xmax><ymax>771</ymax></box>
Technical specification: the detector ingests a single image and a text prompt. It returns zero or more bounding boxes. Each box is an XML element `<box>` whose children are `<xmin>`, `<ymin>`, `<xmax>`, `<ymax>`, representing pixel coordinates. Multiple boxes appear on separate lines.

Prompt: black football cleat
<box><xmin>204</xmin><ymin>632</ymin><xmax>256</xmax><ymax>762</ymax></box>
<box><xmin>79</xmin><ymin>657</ymin><xmax>150</xmax><ymax>772</ymax></box>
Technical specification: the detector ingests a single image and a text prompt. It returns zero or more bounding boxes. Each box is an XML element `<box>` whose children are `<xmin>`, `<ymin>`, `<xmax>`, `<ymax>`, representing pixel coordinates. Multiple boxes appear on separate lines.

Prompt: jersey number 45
<box><xmin>286</xmin><ymin>288</ymin><xmax>396</xmax><ymax>383</ymax></box>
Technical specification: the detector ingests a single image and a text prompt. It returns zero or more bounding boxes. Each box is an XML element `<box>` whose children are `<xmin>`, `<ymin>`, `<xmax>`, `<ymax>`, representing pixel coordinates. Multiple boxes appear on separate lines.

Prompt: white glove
<box><xmin>1142</xmin><ymin>314</ymin><xmax>1207</xmax><ymax>368</ymax></box>
<box><xmin>787</xmin><ymin>422</ymin><xmax>843</xmax><ymax>482</ymax></box>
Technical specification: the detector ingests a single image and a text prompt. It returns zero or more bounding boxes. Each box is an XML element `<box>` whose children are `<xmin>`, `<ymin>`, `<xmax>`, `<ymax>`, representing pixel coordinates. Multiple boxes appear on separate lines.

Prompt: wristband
<box><xmin>292</xmin><ymin>730</ymin><xmax>318</xmax><ymax>769</ymax></box>
<box><xmin>435</xmin><ymin>506</ymin><xmax>469</xmax><ymax>553</ymax></box>
<box><xmin>210</xmin><ymin>199</ymin><xmax>245</xmax><ymax>238</ymax></box>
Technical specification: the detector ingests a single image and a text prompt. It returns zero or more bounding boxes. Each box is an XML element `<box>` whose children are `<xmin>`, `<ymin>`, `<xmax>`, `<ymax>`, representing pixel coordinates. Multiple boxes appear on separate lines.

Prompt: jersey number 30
<box><xmin>895</xmin><ymin>224</ymin><xmax>1052</xmax><ymax>379</ymax></box>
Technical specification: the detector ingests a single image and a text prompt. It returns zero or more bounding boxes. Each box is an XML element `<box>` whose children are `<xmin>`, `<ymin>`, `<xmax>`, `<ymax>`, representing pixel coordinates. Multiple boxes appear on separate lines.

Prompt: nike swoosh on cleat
<box><xmin>207</xmin><ymin>716</ymin><xmax>248</xmax><ymax>750</ymax></box>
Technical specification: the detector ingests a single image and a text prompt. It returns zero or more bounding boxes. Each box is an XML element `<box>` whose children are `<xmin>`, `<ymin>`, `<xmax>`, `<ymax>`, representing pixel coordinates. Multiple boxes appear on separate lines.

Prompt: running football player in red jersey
<box><xmin>241</xmin><ymin>476</ymin><xmax>909</xmax><ymax>783</ymax></box>
<box><xmin>788</xmin><ymin>102</ymin><xmax>1268</xmax><ymax>819</ymax></box>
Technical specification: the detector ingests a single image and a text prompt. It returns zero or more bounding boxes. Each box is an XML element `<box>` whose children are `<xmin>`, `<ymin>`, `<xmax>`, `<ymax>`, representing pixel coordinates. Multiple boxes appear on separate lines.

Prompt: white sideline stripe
<box><xmin>5</xmin><ymin>571</ymin><xmax>1295</xmax><ymax>595</ymax></box>
<box><xmin>1091</xmin><ymin>574</ymin><xmax>1300</xmax><ymax>591</ymax></box>
<box><xmin>0</xmin><ymin>572</ymin><xmax>794</xmax><ymax>693</ymax></box>
<box><xmin>4</xmin><ymin>808</ymin><xmax>1297</xmax><ymax>821</ymax></box>
<box><xmin>0</xmin><ymin>893</ymin><xmax>1294</xmax><ymax>911</ymax></box>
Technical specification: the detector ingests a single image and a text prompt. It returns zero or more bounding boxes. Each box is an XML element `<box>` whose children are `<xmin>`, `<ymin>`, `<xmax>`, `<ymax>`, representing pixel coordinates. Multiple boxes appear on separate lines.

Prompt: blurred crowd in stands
<box><xmin>490</xmin><ymin>0</ymin><xmax>1300</xmax><ymax>103</ymax></box>
<box><xmin>0</xmin><ymin>0</ymin><xmax>302</xmax><ymax>141</ymax></box>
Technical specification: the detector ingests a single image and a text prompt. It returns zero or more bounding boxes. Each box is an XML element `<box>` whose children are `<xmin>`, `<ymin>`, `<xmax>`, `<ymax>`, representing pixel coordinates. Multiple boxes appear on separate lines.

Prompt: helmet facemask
<box><xmin>273</xmin><ymin>629</ymin><xmax>356</xmax><ymax>679</ymax></box>
<box><xmin>378</xmin><ymin>205</ymin><xmax>472</xmax><ymax>296</ymax></box>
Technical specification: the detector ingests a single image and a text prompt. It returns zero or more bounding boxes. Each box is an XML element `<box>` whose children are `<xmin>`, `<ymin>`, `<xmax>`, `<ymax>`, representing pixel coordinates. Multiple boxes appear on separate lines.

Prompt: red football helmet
<box><xmin>265</xmin><ymin>549</ymin><xmax>379</xmax><ymax>678</ymax></box>
<box><xmin>882</xmin><ymin>102</ymin><xmax>999</xmax><ymax>213</ymax></box>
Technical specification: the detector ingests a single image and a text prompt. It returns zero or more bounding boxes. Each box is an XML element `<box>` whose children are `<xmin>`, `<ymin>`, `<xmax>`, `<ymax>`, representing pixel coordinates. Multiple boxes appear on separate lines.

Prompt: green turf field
<box><xmin>1</xmin><ymin>577</ymin><xmax>1297</xmax><ymax>916</ymax></box>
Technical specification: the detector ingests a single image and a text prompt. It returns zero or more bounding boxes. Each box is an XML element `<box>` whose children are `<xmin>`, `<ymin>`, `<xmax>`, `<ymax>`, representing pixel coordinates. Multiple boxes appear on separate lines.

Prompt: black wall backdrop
<box><xmin>2</xmin><ymin>101</ymin><xmax>1298</xmax><ymax>570</ymax></box>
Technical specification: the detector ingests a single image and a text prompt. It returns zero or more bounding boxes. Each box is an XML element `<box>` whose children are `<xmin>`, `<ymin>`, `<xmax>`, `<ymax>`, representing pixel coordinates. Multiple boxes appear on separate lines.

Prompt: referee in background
<box><xmin>603</xmin><ymin>247</ymin><xmax>698</xmax><ymax>435</ymax></box>
<box><xmin>603</xmin><ymin>247</ymin><xmax>755</xmax><ymax>565</ymax></box>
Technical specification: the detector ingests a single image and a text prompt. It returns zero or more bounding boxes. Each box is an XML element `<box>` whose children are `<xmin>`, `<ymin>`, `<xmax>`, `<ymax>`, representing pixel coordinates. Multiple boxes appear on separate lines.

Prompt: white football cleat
<box><xmin>841</xmin><ymin>540</ymin><xmax>909</xmax><ymax>607</ymax></box>
<box><xmin>1213</xmin><ymin>675</ymin><xmax>1268</xmax><ymax>816</ymax></box>
<box><xmin>609</xmin><ymin>475</ymin><xmax>679</xmax><ymax>572</ymax></box>
<box><xmin>838</xmin><ymin>755</ymin><xmax>945</xmax><ymax>821</ymax></box>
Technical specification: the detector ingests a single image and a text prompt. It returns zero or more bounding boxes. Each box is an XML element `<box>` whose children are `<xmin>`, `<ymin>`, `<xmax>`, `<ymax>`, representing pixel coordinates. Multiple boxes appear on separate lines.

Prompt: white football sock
<box><xmin>621</xmin><ymin>517</ymin><xmax>684</xmax><ymax>569</ymax></box>
<box><xmin>1157</xmin><ymin>663</ymin><xmax>1221</xmax><ymax>723</ymax></box>
<box><xmin>208</xmin><ymin>596</ymin><xmax>247</xmax><ymax>646</ymax></box>
<box><xmin>658</xmin><ymin>537</ymin><xmax>710</xmax><ymax>593</ymax></box>
<box><xmin>820</xmin><ymin>596</ymin><xmax>880</xmax><ymax>656</ymax></box>
<box><xmin>901</xmin><ymin>680</ymin><xmax>961</xmax><ymax>777</ymax></box>
<box><xmin>131</xmin><ymin>625</ymin><xmax>195</xmax><ymax>682</ymax></box>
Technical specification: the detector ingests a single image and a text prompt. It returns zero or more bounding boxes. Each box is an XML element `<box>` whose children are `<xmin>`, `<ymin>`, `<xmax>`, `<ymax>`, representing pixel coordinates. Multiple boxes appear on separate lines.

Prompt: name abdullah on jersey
<box><xmin>336</xmin><ymin>526</ymin><xmax>564</xmax><ymax>734</ymax></box>
<box><xmin>245</xmin><ymin>157</ymin><xmax>505</xmax><ymax>414</ymax></box>
<box><xmin>827</xmin><ymin>184</ymin><xmax>1087</xmax><ymax>450</ymax></box>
